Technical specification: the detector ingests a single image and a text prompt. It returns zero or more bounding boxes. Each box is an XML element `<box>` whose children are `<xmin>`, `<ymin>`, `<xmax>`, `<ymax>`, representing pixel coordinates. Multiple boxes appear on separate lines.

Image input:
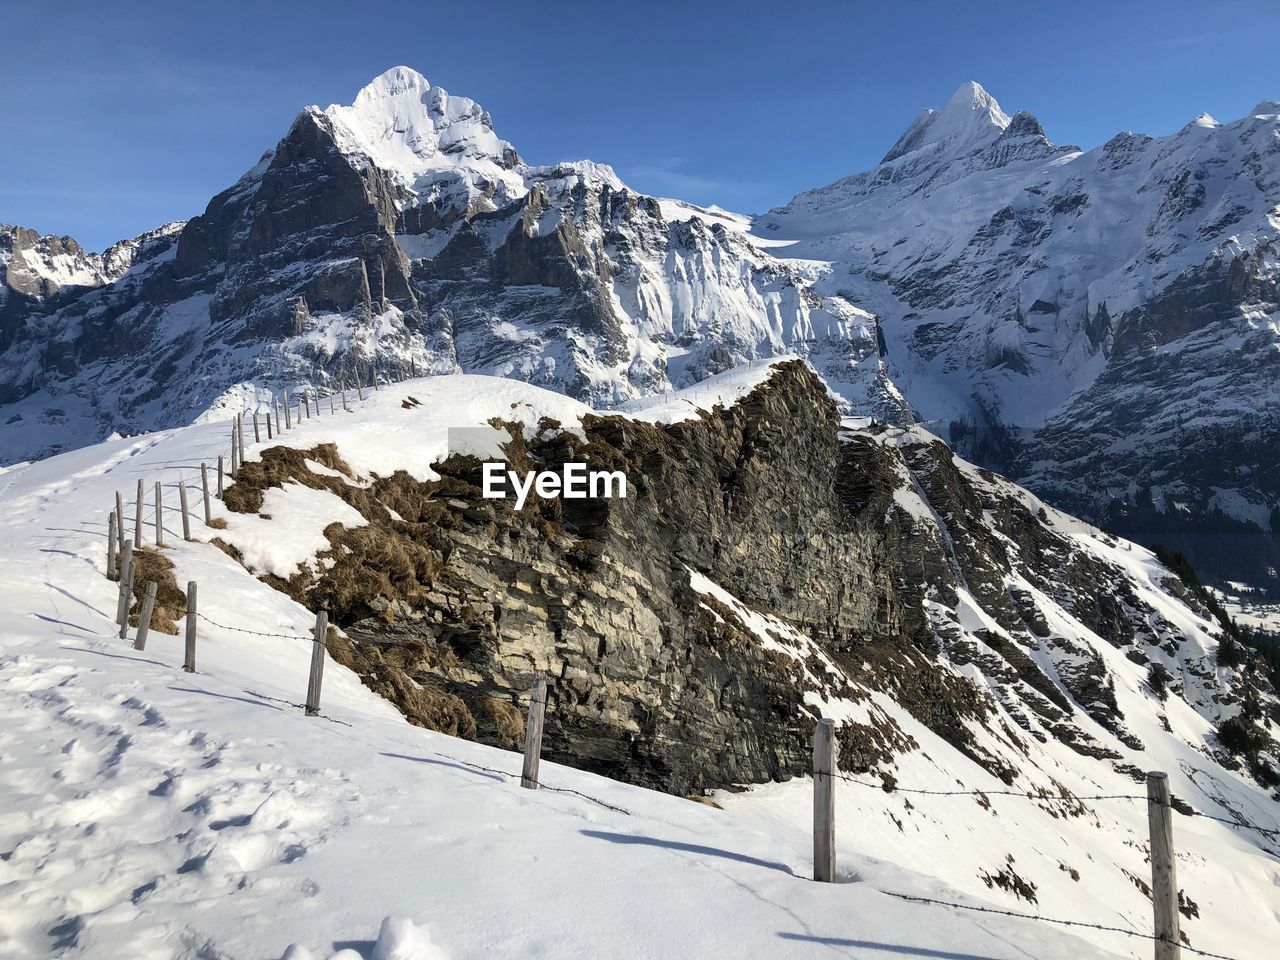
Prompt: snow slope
<box><xmin>0</xmin><ymin>380</ymin><xmax>1110</xmax><ymax>960</ymax></box>
<box><xmin>1</xmin><ymin>365</ymin><xmax>1277</xmax><ymax>959</ymax></box>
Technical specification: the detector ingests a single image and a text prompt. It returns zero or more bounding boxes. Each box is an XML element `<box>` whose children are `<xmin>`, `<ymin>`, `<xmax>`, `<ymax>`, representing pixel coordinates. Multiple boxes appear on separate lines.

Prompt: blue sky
<box><xmin>3</xmin><ymin>0</ymin><xmax>1278</xmax><ymax>251</ymax></box>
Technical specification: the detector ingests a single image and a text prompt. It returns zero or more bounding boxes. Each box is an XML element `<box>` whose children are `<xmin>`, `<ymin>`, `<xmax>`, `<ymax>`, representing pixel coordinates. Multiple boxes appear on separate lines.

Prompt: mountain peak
<box><xmin>353</xmin><ymin>65</ymin><xmax>433</xmax><ymax>104</ymax></box>
<box><xmin>931</xmin><ymin>80</ymin><xmax>1011</xmax><ymax>139</ymax></box>
<box><xmin>318</xmin><ymin>66</ymin><xmax>523</xmax><ymax>192</ymax></box>
<box><xmin>881</xmin><ymin>81</ymin><xmax>1011</xmax><ymax>164</ymax></box>
<box><xmin>942</xmin><ymin>81</ymin><xmax>1004</xmax><ymax>115</ymax></box>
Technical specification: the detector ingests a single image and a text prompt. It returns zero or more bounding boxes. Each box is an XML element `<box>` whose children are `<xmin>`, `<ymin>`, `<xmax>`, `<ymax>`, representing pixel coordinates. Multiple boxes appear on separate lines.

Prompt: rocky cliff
<box><xmin>210</xmin><ymin>362</ymin><xmax>1279</xmax><ymax>798</ymax></box>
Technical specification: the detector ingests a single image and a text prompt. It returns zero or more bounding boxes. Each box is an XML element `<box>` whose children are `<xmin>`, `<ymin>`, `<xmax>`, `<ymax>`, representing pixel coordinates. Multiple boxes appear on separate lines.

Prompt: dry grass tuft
<box><xmin>223</xmin><ymin>443</ymin><xmax>355</xmax><ymax>514</ymax></box>
<box><xmin>685</xmin><ymin>794</ymin><xmax>724</xmax><ymax>809</ymax></box>
<box><xmin>324</xmin><ymin>633</ymin><xmax>476</xmax><ymax>736</ymax></box>
<box><xmin>312</xmin><ymin>523</ymin><xmax>443</xmax><ymax>618</ymax></box>
<box><xmin>476</xmin><ymin>697</ymin><xmax>525</xmax><ymax>748</ymax></box>
<box><xmin>128</xmin><ymin>548</ymin><xmax>185</xmax><ymax>634</ymax></box>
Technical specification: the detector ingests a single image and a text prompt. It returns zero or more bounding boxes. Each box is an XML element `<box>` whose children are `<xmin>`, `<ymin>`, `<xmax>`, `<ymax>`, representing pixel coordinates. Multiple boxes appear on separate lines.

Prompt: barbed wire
<box><xmin>817</xmin><ymin>770</ymin><xmax>1148</xmax><ymax>802</ymax></box>
<box><xmin>197</xmin><ymin>612</ymin><xmax>312</xmax><ymax>641</ymax></box>
<box><xmin>880</xmin><ymin>891</ymin><xmax>1236</xmax><ymax>960</ymax></box>
<box><xmin>237</xmin><ymin>682</ymin><xmax>630</xmax><ymax>812</ymax></box>
<box><xmin>186</xmin><ymin>618</ymin><xmax>1280</xmax><ymax>842</ymax></box>
<box><xmin>242</xmin><ymin>689</ymin><xmax>351</xmax><ymax>726</ymax></box>
<box><xmin>628</xmin><ymin>730</ymin><xmax>1280</xmax><ymax>839</ymax></box>
<box><xmin>1184</xmin><ymin>809</ymin><xmax>1280</xmax><ymax>839</ymax></box>
<box><xmin>631</xmin><ymin>727</ymin><xmax>1280</xmax><ymax>843</ymax></box>
<box><xmin>817</xmin><ymin>770</ymin><xmax>1280</xmax><ymax>839</ymax></box>
<box><xmin>427</xmin><ymin>750</ymin><xmax>632</xmax><ymax>815</ymax></box>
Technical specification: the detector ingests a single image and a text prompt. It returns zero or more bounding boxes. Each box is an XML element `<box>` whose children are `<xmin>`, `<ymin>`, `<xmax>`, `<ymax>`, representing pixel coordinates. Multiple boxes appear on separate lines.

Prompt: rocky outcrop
<box><xmin>218</xmin><ymin>363</ymin><xmax>1278</xmax><ymax>795</ymax></box>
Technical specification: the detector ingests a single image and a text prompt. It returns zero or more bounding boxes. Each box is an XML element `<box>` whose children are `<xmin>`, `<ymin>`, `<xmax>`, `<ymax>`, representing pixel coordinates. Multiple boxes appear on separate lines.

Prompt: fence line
<box><xmin>110</xmin><ymin>582</ymin><xmax>1264</xmax><ymax>960</ymax></box>
<box><xmin>196</xmin><ymin>611</ymin><xmax>312</xmax><ymax>640</ymax></box>
<box><xmin>632</xmin><ymin>727</ymin><xmax>1280</xmax><ymax>841</ymax></box>
<box><xmin>880</xmin><ymin>892</ymin><xmax>1235</xmax><ymax>960</ymax></box>
<box><xmin>243</xmin><ymin>689</ymin><xmax>351</xmax><ymax>727</ymax></box>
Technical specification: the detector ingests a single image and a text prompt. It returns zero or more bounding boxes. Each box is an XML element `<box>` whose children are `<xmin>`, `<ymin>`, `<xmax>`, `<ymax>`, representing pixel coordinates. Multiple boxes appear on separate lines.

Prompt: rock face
<box><xmin>0</xmin><ymin>67</ymin><xmax>900</xmax><ymax>467</ymax></box>
<box><xmin>761</xmin><ymin>86</ymin><xmax>1280</xmax><ymax>597</ymax></box>
<box><xmin>0</xmin><ymin>223</ymin><xmax>161</xmax><ymax>353</ymax></box>
<box><xmin>218</xmin><ymin>362</ymin><xmax>1278</xmax><ymax>796</ymax></box>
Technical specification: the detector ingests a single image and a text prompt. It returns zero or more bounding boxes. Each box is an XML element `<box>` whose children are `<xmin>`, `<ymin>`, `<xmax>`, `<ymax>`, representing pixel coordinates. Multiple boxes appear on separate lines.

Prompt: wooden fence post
<box><xmin>314</xmin><ymin>392</ymin><xmax>320</xmax><ymax>417</ymax></box>
<box><xmin>1147</xmin><ymin>771</ymin><xmax>1181</xmax><ymax>959</ymax></box>
<box><xmin>274</xmin><ymin>400</ymin><xmax>281</xmax><ymax>433</ymax></box>
<box><xmin>284</xmin><ymin>389</ymin><xmax>292</xmax><ymax>429</ymax></box>
<box><xmin>230</xmin><ymin>420</ymin><xmax>239</xmax><ymax>474</ymax></box>
<box><xmin>201</xmin><ymin>463</ymin><xmax>212</xmax><ymax>523</ymax></box>
<box><xmin>134</xmin><ymin>478</ymin><xmax>144</xmax><ymax>548</ymax></box>
<box><xmin>266</xmin><ymin>406</ymin><xmax>273</xmax><ymax>439</ymax></box>
<box><xmin>305</xmin><ymin>610</ymin><xmax>328</xmax><ymax>716</ymax></box>
<box><xmin>342</xmin><ymin>379</ymin><xmax>349</xmax><ymax>411</ymax></box>
<box><xmin>154</xmin><ymin>481</ymin><xmax>164</xmax><ymax>546</ymax></box>
<box><xmin>357</xmin><ymin>374</ymin><xmax>364</xmax><ymax>402</ymax></box>
<box><xmin>217</xmin><ymin>455</ymin><xmax>224</xmax><ymax>498</ymax></box>
<box><xmin>184</xmin><ymin>581</ymin><xmax>197</xmax><ymax>673</ymax></box>
<box><xmin>115</xmin><ymin>490</ymin><xmax>126</xmax><ymax>556</ymax></box>
<box><xmin>133</xmin><ymin>581</ymin><xmax>158</xmax><ymax>650</ymax></box>
<box><xmin>116</xmin><ymin>541</ymin><xmax>134</xmax><ymax>639</ymax></box>
<box><xmin>329</xmin><ymin>392</ymin><xmax>335</xmax><ymax>415</ymax></box>
<box><xmin>238</xmin><ymin>413</ymin><xmax>247</xmax><ymax>463</ymax></box>
<box><xmin>253</xmin><ymin>411</ymin><xmax>261</xmax><ymax>443</ymax></box>
<box><xmin>521</xmin><ymin>677</ymin><xmax>547</xmax><ymax>790</ymax></box>
<box><xmin>178</xmin><ymin>482</ymin><xmax>192</xmax><ymax>541</ymax></box>
<box><xmin>813</xmin><ymin>718</ymin><xmax>836</xmax><ymax>882</ymax></box>
<box><xmin>107</xmin><ymin>511</ymin><xmax>118</xmax><ymax>580</ymax></box>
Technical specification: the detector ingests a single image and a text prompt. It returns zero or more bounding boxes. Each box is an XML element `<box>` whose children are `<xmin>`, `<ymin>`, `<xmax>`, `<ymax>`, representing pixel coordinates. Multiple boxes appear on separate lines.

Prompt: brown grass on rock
<box><xmin>324</xmin><ymin>632</ymin><xmax>477</xmax><ymax>737</ymax></box>
<box><xmin>128</xmin><ymin>547</ymin><xmax>185</xmax><ymax>634</ymax></box>
<box><xmin>476</xmin><ymin>697</ymin><xmax>525</xmax><ymax>749</ymax></box>
<box><xmin>223</xmin><ymin>443</ymin><xmax>355</xmax><ymax>514</ymax></box>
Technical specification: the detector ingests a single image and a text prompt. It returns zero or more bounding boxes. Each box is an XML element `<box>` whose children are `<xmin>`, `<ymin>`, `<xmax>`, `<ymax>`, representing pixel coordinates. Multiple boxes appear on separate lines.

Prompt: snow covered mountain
<box><xmin>0</xmin><ymin>222</ymin><xmax>183</xmax><ymax>352</ymax></box>
<box><xmin>3</xmin><ymin>71</ymin><xmax>1277</xmax><ymax>599</ymax></box>
<box><xmin>759</xmin><ymin>83</ymin><xmax>1280</xmax><ymax>597</ymax></box>
<box><xmin>2</xmin><ymin>361</ymin><xmax>1277</xmax><ymax>958</ymax></box>
<box><xmin>0</xmin><ymin>67</ymin><xmax>900</xmax><ymax>469</ymax></box>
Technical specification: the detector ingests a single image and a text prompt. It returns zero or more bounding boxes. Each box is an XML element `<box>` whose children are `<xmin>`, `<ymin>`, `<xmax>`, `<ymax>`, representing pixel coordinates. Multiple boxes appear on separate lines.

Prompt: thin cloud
<box><xmin>618</xmin><ymin>158</ymin><xmax>765</xmax><ymax>201</ymax></box>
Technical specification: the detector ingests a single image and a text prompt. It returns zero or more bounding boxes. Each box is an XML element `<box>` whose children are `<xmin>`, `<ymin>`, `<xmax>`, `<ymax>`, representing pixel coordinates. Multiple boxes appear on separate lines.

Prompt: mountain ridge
<box><xmin>760</xmin><ymin>83</ymin><xmax>1280</xmax><ymax>597</ymax></box>
<box><xmin>2</xmin><ymin>71</ymin><xmax>1276</xmax><ymax>597</ymax></box>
